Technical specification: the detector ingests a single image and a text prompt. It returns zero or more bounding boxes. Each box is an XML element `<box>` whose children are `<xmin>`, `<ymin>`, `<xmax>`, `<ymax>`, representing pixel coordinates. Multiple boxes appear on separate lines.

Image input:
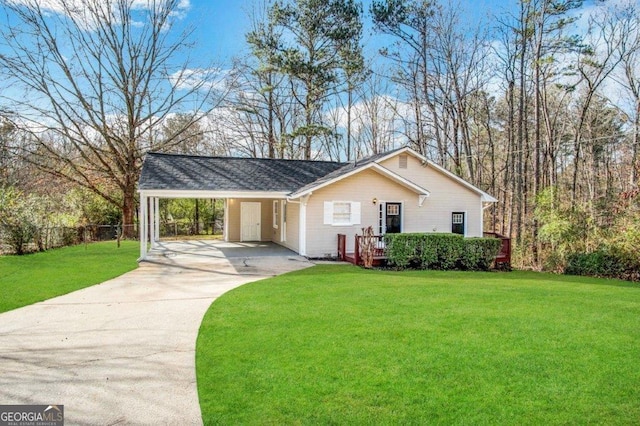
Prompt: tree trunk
<box><xmin>633</xmin><ymin>101</ymin><xmax>640</xmax><ymax>186</ymax></box>
<box><xmin>268</xmin><ymin>73</ymin><xmax>276</xmax><ymax>159</ymax></box>
<box><xmin>122</xmin><ymin>182</ymin><xmax>137</xmax><ymax>238</ymax></box>
<box><xmin>195</xmin><ymin>199</ymin><xmax>200</xmax><ymax>235</ymax></box>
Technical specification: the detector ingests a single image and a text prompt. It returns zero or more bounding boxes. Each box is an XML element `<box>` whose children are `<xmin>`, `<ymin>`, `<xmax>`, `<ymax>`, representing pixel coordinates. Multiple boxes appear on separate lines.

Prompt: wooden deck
<box><xmin>483</xmin><ymin>231</ymin><xmax>512</xmax><ymax>269</ymax></box>
<box><xmin>338</xmin><ymin>232</ymin><xmax>512</xmax><ymax>269</ymax></box>
<box><xmin>337</xmin><ymin>234</ymin><xmax>387</xmax><ymax>267</ymax></box>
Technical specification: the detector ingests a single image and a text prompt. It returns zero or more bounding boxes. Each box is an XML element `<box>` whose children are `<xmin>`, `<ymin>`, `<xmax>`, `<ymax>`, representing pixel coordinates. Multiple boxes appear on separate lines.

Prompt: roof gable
<box><xmin>399</xmin><ymin>148</ymin><xmax>498</xmax><ymax>202</ymax></box>
<box><xmin>290</xmin><ymin>147</ymin><xmax>496</xmax><ymax>202</ymax></box>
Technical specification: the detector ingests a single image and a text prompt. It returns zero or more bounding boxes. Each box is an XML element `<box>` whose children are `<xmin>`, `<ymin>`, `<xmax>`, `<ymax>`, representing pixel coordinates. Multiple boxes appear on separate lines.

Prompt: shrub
<box><xmin>431</xmin><ymin>233</ymin><xmax>463</xmax><ymax>270</ymax></box>
<box><xmin>0</xmin><ymin>187</ymin><xmax>40</xmax><ymax>254</ymax></box>
<box><xmin>565</xmin><ymin>247</ymin><xmax>640</xmax><ymax>281</ymax></box>
<box><xmin>2</xmin><ymin>223</ymin><xmax>37</xmax><ymax>255</ymax></box>
<box><xmin>384</xmin><ymin>233</ymin><xmax>501</xmax><ymax>271</ymax></box>
<box><xmin>460</xmin><ymin>238</ymin><xmax>502</xmax><ymax>271</ymax></box>
<box><xmin>384</xmin><ymin>233</ymin><xmax>421</xmax><ymax>268</ymax></box>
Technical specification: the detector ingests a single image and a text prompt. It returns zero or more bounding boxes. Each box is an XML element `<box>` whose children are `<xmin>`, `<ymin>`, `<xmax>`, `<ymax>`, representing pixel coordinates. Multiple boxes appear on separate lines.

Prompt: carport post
<box><xmin>149</xmin><ymin>197</ymin><xmax>157</xmax><ymax>249</ymax></box>
<box><xmin>139</xmin><ymin>193</ymin><xmax>148</xmax><ymax>260</ymax></box>
<box><xmin>154</xmin><ymin>197</ymin><xmax>160</xmax><ymax>245</ymax></box>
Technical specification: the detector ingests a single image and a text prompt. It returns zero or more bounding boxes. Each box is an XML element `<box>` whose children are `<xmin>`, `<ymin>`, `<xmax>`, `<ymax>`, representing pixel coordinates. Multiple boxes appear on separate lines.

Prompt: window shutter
<box><xmin>324</xmin><ymin>201</ymin><xmax>333</xmax><ymax>225</ymax></box>
<box><xmin>351</xmin><ymin>202</ymin><xmax>361</xmax><ymax>225</ymax></box>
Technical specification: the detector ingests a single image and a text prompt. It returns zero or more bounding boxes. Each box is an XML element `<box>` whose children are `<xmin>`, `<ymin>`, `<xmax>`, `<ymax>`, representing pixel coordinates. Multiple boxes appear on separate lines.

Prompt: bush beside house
<box><xmin>384</xmin><ymin>233</ymin><xmax>501</xmax><ymax>271</ymax></box>
<box><xmin>565</xmin><ymin>247</ymin><xmax>640</xmax><ymax>282</ymax></box>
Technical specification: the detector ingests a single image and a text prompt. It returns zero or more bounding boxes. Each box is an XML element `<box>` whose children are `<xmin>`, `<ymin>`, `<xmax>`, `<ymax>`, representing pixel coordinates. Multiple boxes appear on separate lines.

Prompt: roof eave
<box><xmin>138</xmin><ymin>189</ymin><xmax>290</xmax><ymax>199</ymax></box>
<box><xmin>400</xmin><ymin>147</ymin><xmax>498</xmax><ymax>202</ymax></box>
<box><xmin>370</xmin><ymin>164</ymin><xmax>431</xmax><ymax>196</ymax></box>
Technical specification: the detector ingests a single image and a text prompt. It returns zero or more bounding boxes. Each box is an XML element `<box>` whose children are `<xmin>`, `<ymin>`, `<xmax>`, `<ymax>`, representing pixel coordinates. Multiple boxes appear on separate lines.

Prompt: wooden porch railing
<box><xmin>337</xmin><ymin>233</ymin><xmax>386</xmax><ymax>266</ymax></box>
<box><xmin>337</xmin><ymin>233</ymin><xmax>347</xmax><ymax>261</ymax></box>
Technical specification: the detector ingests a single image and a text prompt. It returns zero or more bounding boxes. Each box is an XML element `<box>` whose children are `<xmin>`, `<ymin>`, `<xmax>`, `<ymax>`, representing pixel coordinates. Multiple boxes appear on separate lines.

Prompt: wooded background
<box><xmin>1</xmin><ymin>0</ymin><xmax>639</xmax><ymax>270</ymax></box>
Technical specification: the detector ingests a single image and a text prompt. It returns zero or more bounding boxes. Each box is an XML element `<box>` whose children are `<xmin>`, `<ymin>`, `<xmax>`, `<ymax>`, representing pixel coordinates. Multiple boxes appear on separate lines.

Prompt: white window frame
<box><xmin>379</xmin><ymin>201</ymin><xmax>404</xmax><ymax>234</ymax></box>
<box><xmin>281</xmin><ymin>200</ymin><xmax>287</xmax><ymax>242</ymax></box>
<box><xmin>323</xmin><ymin>201</ymin><xmax>361</xmax><ymax>227</ymax></box>
<box><xmin>387</xmin><ymin>204</ymin><xmax>400</xmax><ymax>216</ymax></box>
<box><xmin>333</xmin><ymin>202</ymin><xmax>351</xmax><ymax>225</ymax></box>
<box><xmin>273</xmin><ymin>200</ymin><xmax>279</xmax><ymax>229</ymax></box>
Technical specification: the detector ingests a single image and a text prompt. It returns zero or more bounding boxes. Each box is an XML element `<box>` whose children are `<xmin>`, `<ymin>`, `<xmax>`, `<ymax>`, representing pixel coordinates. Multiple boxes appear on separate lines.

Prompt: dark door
<box><xmin>385</xmin><ymin>203</ymin><xmax>402</xmax><ymax>233</ymax></box>
<box><xmin>452</xmin><ymin>212</ymin><xmax>465</xmax><ymax>235</ymax></box>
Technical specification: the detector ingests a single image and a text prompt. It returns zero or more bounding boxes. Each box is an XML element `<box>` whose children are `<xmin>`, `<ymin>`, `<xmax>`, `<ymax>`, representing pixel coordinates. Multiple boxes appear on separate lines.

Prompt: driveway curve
<box><xmin>0</xmin><ymin>241</ymin><xmax>313</xmax><ymax>425</ymax></box>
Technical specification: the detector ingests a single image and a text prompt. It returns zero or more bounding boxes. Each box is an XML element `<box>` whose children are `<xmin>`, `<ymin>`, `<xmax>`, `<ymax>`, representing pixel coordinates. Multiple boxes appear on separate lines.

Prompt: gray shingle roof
<box><xmin>139</xmin><ymin>152</ymin><xmax>348</xmax><ymax>192</ymax></box>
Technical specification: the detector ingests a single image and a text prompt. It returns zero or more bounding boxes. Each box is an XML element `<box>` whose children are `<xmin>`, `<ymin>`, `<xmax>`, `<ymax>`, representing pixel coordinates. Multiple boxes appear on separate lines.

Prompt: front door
<box><xmin>241</xmin><ymin>202</ymin><xmax>261</xmax><ymax>241</ymax></box>
<box><xmin>385</xmin><ymin>202</ymin><xmax>402</xmax><ymax>234</ymax></box>
<box><xmin>452</xmin><ymin>212</ymin><xmax>465</xmax><ymax>235</ymax></box>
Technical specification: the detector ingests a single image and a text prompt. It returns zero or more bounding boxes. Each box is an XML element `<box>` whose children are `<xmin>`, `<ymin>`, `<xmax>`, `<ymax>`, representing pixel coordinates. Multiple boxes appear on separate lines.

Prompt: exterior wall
<box><xmin>280</xmin><ymin>201</ymin><xmax>300</xmax><ymax>253</ymax></box>
<box><xmin>304</xmin><ymin>169</ymin><xmax>418</xmax><ymax>258</ymax></box>
<box><xmin>268</xmin><ymin>200</ymin><xmax>292</xmax><ymax>246</ymax></box>
<box><xmin>224</xmin><ymin>151</ymin><xmax>486</xmax><ymax>255</ymax></box>
<box><xmin>226</xmin><ymin>198</ymin><xmax>275</xmax><ymax>242</ymax></box>
<box><xmin>379</xmin><ymin>154</ymin><xmax>484</xmax><ymax>237</ymax></box>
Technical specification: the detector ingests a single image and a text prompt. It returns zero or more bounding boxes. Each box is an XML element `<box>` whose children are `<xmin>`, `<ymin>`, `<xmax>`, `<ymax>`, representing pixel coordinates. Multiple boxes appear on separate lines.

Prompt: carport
<box><xmin>138</xmin><ymin>189</ymin><xmax>287</xmax><ymax>260</ymax></box>
<box><xmin>138</xmin><ymin>152</ymin><xmax>345</xmax><ymax>261</ymax></box>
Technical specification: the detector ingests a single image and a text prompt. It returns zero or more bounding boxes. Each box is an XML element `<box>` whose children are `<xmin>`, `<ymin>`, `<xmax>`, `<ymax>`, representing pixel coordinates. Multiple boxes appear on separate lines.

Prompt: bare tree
<box><xmin>372</xmin><ymin>0</ymin><xmax>439</xmax><ymax>160</ymax></box>
<box><xmin>570</xmin><ymin>5</ymin><xmax>625</xmax><ymax>204</ymax></box>
<box><xmin>0</xmin><ymin>0</ymin><xmax>226</xmax><ymax>235</ymax></box>
<box><xmin>353</xmin><ymin>69</ymin><xmax>403</xmax><ymax>157</ymax></box>
<box><xmin>605</xmin><ymin>1</ymin><xmax>640</xmax><ymax>187</ymax></box>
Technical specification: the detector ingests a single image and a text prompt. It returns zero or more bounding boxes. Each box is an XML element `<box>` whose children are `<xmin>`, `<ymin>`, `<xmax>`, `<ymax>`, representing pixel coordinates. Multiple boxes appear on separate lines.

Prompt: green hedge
<box><xmin>384</xmin><ymin>233</ymin><xmax>502</xmax><ymax>271</ymax></box>
<box><xmin>565</xmin><ymin>247</ymin><xmax>640</xmax><ymax>281</ymax></box>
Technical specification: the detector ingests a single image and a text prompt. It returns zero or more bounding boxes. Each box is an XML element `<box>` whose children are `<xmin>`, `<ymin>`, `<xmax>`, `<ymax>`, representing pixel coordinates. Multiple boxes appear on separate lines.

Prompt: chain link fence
<box><xmin>1</xmin><ymin>221</ymin><xmax>223</xmax><ymax>255</ymax></box>
<box><xmin>0</xmin><ymin>224</ymin><xmax>138</xmax><ymax>255</ymax></box>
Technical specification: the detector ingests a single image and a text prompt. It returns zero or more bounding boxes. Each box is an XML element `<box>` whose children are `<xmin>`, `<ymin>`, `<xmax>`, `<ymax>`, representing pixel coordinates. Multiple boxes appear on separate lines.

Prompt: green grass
<box><xmin>0</xmin><ymin>241</ymin><xmax>139</xmax><ymax>313</ymax></box>
<box><xmin>197</xmin><ymin>265</ymin><xmax>640</xmax><ymax>425</ymax></box>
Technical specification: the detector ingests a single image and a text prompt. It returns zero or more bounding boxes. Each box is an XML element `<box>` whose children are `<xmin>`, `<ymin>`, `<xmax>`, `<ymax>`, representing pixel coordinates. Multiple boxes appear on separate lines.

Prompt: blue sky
<box><xmin>186</xmin><ymin>0</ymin><xmax>518</xmax><ymax>68</ymax></box>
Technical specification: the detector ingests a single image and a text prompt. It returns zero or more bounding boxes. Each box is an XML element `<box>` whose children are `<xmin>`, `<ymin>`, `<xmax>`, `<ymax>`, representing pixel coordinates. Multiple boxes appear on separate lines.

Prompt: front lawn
<box><xmin>197</xmin><ymin>265</ymin><xmax>640</xmax><ymax>424</ymax></box>
<box><xmin>0</xmin><ymin>241</ymin><xmax>139</xmax><ymax>313</ymax></box>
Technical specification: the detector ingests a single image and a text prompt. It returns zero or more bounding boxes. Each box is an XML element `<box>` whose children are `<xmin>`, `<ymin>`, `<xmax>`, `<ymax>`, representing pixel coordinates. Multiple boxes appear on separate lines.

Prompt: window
<box><xmin>387</xmin><ymin>204</ymin><xmax>400</xmax><ymax>216</ymax></box>
<box><xmin>333</xmin><ymin>202</ymin><xmax>351</xmax><ymax>225</ymax></box>
<box><xmin>324</xmin><ymin>201</ymin><xmax>361</xmax><ymax>226</ymax></box>
<box><xmin>273</xmin><ymin>201</ymin><xmax>279</xmax><ymax>228</ymax></box>
<box><xmin>452</xmin><ymin>212</ymin><xmax>465</xmax><ymax>235</ymax></box>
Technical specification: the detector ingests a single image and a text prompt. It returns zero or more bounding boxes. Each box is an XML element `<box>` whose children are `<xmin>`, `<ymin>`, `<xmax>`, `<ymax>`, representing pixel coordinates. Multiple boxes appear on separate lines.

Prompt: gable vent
<box><xmin>399</xmin><ymin>154</ymin><xmax>408</xmax><ymax>169</ymax></box>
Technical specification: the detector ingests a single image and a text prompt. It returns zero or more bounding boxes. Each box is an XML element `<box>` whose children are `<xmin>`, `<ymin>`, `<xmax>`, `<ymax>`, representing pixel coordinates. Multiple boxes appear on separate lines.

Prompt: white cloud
<box><xmin>7</xmin><ymin>0</ymin><xmax>191</xmax><ymax>30</ymax></box>
<box><xmin>169</xmin><ymin>68</ymin><xmax>230</xmax><ymax>92</ymax></box>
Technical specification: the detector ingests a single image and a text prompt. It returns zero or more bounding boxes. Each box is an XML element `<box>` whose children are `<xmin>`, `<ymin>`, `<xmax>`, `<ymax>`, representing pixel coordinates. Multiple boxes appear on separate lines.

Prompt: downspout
<box><xmin>481</xmin><ymin>201</ymin><xmax>494</xmax><ymax>236</ymax></box>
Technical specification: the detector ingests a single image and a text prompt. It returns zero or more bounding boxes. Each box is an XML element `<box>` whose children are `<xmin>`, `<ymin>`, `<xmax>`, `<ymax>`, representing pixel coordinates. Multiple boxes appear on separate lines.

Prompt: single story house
<box><xmin>137</xmin><ymin>146</ymin><xmax>497</xmax><ymax>260</ymax></box>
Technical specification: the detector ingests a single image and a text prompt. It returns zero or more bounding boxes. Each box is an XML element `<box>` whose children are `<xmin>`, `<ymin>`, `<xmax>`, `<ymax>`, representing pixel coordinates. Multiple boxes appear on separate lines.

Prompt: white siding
<box><xmin>281</xmin><ymin>201</ymin><xmax>300</xmax><ymax>253</ymax></box>
<box><xmin>379</xmin><ymin>154</ymin><xmax>484</xmax><ymax>237</ymax></box>
<box><xmin>301</xmin><ymin>153</ymin><xmax>487</xmax><ymax>258</ymax></box>
<box><xmin>304</xmin><ymin>169</ymin><xmax>418</xmax><ymax>258</ymax></box>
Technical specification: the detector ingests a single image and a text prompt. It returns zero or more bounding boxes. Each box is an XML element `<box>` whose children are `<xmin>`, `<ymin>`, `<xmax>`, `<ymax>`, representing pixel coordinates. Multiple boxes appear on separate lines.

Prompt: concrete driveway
<box><xmin>0</xmin><ymin>240</ymin><xmax>313</xmax><ymax>425</ymax></box>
